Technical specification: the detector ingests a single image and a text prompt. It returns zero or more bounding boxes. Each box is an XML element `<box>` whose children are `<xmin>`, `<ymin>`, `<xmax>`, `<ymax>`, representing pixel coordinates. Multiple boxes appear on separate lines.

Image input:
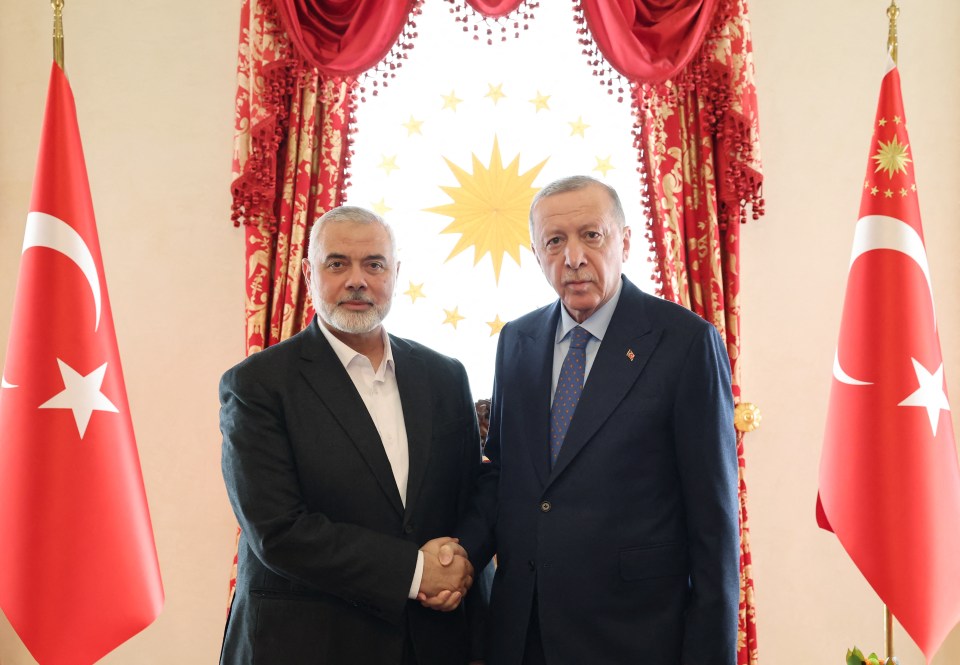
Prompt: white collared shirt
<box><xmin>317</xmin><ymin>320</ymin><xmax>424</xmax><ymax>598</ymax></box>
<box><xmin>551</xmin><ymin>279</ymin><xmax>624</xmax><ymax>403</ymax></box>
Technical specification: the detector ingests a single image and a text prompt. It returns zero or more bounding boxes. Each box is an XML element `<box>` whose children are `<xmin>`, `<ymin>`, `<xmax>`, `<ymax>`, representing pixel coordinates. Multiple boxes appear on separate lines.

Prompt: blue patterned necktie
<box><xmin>550</xmin><ymin>326</ymin><xmax>592</xmax><ymax>467</ymax></box>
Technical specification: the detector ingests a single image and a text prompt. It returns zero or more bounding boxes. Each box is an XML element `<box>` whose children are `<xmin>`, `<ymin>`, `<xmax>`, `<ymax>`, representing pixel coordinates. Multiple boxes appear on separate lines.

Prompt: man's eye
<box><xmin>368</xmin><ymin>262</ymin><xmax>384</xmax><ymax>271</ymax></box>
<box><xmin>585</xmin><ymin>231</ymin><xmax>601</xmax><ymax>240</ymax></box>
<box><xmin>545</xmin><ymin>237</ymin><xmax>561</xmax><ymax>246</ymax></box>
<box><xmin>327</xmin><ymin>261</ymin><xmax>344</xmax><ymax>269</ymax></box>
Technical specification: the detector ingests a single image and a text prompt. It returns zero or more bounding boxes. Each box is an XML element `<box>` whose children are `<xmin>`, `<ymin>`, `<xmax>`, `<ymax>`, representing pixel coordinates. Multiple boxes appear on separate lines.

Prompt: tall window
<box><xmin>348</xmin><ymin>1</ymin><xmax>653</xmax><ymax>397</ymax></box>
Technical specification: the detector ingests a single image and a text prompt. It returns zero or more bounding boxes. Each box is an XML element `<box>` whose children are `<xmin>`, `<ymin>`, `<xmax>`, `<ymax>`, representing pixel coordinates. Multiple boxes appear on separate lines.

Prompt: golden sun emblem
<box><xmin>872</xmin><ymin>136</ymin><xmax>911</xmax><ymax>179</ymax></box>
<box><xmin>426</xmin><ymin>137</ymin><xmax>547</xmax><ymax>283</ymax></box>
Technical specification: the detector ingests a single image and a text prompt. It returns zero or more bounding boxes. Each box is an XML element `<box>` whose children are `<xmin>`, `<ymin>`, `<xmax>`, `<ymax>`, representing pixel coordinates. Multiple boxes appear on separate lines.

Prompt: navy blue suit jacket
<box><xmin>458</xmin><ymin>277</ymin><xmax>739</xmax><ymax>665</ymax></box>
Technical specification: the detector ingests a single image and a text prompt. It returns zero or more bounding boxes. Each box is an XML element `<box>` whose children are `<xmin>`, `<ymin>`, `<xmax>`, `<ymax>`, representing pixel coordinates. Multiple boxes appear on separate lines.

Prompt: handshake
<box><xmin>417</xmin><ymin>537</ymin><xmax>473</xmax><ymax>612</ymax></box>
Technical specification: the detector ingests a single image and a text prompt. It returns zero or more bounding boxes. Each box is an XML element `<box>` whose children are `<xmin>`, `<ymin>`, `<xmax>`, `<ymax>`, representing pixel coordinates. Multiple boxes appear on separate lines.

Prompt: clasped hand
<box><xmin>417</xmin><ymin>537</ymin><xmax>473</xmax><ymax>612</ymax></box>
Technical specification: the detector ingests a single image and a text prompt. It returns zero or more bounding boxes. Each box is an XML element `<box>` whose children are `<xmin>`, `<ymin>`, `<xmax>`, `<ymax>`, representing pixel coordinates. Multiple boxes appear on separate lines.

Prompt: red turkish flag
<box><xmin>817</xmin><ymin>59</ymin><xmax>960</xmax><ymax>662</ymax></box>
<box><xmin>0</xmin><ymin>63</ymin><xmax>163</xmax><ymax>664</ymax></box>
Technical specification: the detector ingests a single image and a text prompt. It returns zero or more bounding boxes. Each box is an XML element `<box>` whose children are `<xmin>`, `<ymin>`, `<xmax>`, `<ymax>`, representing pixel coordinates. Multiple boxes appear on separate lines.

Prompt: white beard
<box><xmin>319</xmin><ymin>297</ymin><xmax>391</xmax><ymax>334</ymax></box>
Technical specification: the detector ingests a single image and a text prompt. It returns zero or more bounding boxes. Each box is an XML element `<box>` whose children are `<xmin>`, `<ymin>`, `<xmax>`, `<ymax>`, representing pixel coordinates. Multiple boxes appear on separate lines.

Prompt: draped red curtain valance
<box><xmin>580</xmin><ymin>0</ymin><xmax>718</xmax><ymax>82</ymax></box>
<box><xmin>272</xmin><ymin>0</ymin><xmax>417</xmax><ymax>77</ymax></box>
<box><xmin>464</xmin><ymin>0</ymin><xmax>527</xmax><ymax>18</ymax></box>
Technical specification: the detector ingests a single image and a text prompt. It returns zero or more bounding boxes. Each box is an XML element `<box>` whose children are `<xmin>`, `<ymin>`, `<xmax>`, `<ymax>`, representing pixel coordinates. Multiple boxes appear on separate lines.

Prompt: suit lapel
<box><xmin>392</xmin><ymin>337</ymin><xmax>432</xmax><ymax>523</ymax></box>
<box><xmin>515</xmin><ymin>304</ymin><xmax>560</xmax><ymax>489</ymax></box>
<box><xmin>298</xmin><ymin>322</ymin><xmax>405</xmax><ymax>517</ymax></box>
<box><xmin>547</xmin><ymin>281</ymin><xmax>661</xmax><ymax>485</ymax></box>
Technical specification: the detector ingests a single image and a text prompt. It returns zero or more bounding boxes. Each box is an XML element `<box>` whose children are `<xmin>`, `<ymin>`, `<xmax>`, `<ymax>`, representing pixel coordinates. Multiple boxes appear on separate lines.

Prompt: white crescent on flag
<box><xmin>1</xmin><ymin>212</ymin><xmax>102</xmax><ymax>390</ymax></box>
<box><xmin>833</xmin><ymin>214</ymin><xmax>934</xmax><ymax>386</ymax></box>
<box><xmin>22</xmin><ymin>211</ymin><xmax>102</xmax><ymax>330</ymax></box>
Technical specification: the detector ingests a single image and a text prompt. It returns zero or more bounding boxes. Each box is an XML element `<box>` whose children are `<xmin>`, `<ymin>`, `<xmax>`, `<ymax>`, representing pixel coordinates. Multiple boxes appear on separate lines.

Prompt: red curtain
<box><xmin>464</xmin><ymin>0</ymin><xmax>527</xmax><ymax>18</ymax></box>
<box><xmin>580</xmin><ymin>0</ymin><xmax>718</xmax><ymax>82</ymax></box>
<box><xmin>273</xmin><ymin>0</ymin><xmax>417</xmax><ymax>77</ymax></box>
<box><xmin>578</xmin><ymin>0</ymin><xmax>762</xmax><ymax>662</ymax></box>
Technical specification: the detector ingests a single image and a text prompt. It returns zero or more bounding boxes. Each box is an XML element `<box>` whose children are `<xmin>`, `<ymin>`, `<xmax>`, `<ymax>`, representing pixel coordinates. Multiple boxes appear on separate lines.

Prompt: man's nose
<box><xmin>564</xmin><ymin>241</ymin><xmax>587</xmax><ymax>269</ymax></box>
<box><xmin>344</xmin><ymin>265</ymin><xmax>368</xmax><ymax>289</ymax></box>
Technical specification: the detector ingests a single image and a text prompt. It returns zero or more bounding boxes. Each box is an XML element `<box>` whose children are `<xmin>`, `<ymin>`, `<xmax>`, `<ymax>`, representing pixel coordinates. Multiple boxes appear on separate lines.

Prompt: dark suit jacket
<box><xmin>458</xmin><ymin>277</ymin><xmax>739</xmax><ymax>665</ymax></box>
<box><xmin>220</xmin><ymin>320</ymin><xmax>481</xmax><ymax>665</ymax></box>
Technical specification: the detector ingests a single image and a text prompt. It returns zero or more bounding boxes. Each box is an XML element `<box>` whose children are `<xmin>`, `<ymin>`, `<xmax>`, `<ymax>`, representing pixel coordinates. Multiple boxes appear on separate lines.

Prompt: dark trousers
<box><xmin>403</xmin><ymin>634</ymin><xmax>418</xmax><ymax>665</ymax></box>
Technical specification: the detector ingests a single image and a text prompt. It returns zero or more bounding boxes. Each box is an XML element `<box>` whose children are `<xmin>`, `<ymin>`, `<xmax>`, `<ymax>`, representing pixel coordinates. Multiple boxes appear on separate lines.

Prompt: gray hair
<box><xmin>528</xmin><ymin>175</ymin><xmax>626</xmax><ymax>237</ymax></box>
<box><xmin>306</xmin><ymin>206</ymin><xmax>397</xmax><ymax>267</ymax></box>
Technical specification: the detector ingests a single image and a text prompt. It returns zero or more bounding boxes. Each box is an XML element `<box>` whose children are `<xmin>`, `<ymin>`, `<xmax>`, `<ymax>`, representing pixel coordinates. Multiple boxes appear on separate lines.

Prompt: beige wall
<box><xmin>1</xmin><ymin>1</ymin><xmax>959</xmax><ymax>663</ymax></box>
<box><xmin>745</xmin><ymin>2</ymin><xmax>960</xmax><ymax>663</ymax></box>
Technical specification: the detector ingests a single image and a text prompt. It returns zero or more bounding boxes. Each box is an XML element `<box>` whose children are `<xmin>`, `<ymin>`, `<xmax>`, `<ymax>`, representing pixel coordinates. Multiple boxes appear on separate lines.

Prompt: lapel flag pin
<box><xmin>626</xmin><ymin>349</ymin><xmax>635</xmax><ymax>362</ymax></box>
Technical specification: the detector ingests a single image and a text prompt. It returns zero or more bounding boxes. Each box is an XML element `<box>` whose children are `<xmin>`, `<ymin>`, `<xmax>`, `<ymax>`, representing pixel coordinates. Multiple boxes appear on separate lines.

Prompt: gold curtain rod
<box><xmin>52</xmin><ymin>0</ymin><xmax>64</xmax><ymax>69</ymax></box>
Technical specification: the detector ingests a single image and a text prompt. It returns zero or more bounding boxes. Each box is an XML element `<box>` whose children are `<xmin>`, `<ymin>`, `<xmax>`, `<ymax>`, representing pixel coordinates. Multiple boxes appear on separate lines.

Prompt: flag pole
<box><xmin>52</xmin><ymin>0</ymin><xmax>64</xmax><ymax>69</ymax></box>
<box><xmin>883</xmin><ymin>2</ymin><xmax>899</xmax><ymax>660</ymax></box>
<box><xmin>887</xmin><ymin>0</ymin><xmax>899</xmax><ymax>66</ymax></box>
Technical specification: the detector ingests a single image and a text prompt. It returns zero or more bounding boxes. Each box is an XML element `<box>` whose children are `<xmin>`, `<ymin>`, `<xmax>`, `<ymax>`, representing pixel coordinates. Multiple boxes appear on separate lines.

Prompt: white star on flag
<box><xmin>898</xmin><ymin>358</ymin><xmax>951</xmax><ymax>436</ymax></box>
<box><xmin>39</xmin><ymin>359</ymin><xmax>119</xmax><ymax>438</ymax></box>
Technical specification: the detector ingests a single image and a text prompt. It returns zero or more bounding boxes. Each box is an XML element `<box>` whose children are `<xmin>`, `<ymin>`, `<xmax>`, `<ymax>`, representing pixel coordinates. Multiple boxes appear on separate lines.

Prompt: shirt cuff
<box><xmin>407</xmin><ymin>550</ymin><xmax>424</xmax><ymax>599</ymax></box>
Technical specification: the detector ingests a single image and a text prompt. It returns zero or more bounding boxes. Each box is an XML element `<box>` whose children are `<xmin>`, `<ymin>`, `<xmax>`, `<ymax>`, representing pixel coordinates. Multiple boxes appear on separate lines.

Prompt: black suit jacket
<box><xmin>458</xmin><ymin>277</ymin><xmax>740</xmax><ymax>665</ymax></box>
<box><xmin>220</xmin><ymin>320</ymin><xmax>481</xmax><ymax>664</ymax></box>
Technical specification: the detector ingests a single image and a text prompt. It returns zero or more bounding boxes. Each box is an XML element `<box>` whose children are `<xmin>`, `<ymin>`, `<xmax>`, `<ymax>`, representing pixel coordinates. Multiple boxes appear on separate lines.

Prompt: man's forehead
<box><xmin>534</xmin><ymin>206</ymin><xmax>614</xmax><ymax>231</ymax></box>
<box><xmin>535</xmin><ymin>187</ymin><xmax>612</xmax><ymax>219</ymax></box>
<box><xmin>317</xmin><ymin>221</ymin><xmax>393</xmax><ymax>256</ymax></box>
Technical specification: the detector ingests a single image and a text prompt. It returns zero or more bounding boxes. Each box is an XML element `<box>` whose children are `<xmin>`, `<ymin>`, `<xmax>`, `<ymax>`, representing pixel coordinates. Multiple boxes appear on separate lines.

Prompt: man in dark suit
<box><xmin>456</xmin><ymin>176</ymin><xmax>740</xmax><ymax>665</ymax></box>
<box><xmin>220</xmin><ymin>206</ymin><xmax>481</xmax><ymax>664</ymax></box>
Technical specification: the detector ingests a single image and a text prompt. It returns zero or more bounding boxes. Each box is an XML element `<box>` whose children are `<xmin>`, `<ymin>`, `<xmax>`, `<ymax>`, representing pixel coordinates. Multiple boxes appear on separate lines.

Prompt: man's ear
<box><xmin>301</xmin><ymin>257</ymin><xmax>313</xmax><ymax>285</ymax></box>
<box><xmin>621</xmin><ymin>226</ymin><xmax>632</xmax><ymax>262</ymax></box>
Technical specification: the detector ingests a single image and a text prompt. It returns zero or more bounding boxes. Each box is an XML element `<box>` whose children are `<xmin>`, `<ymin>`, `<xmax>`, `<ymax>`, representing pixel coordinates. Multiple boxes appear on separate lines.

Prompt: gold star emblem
<box><xmin>864</xmin><ymin>180</ymin><xmax>870</xmax><ymax>189</ymax></box>
<box><xmin>442</xmin><ymin>91</ymin><xmax>463</xmax><ymax>111</ymax></box>
<box><xmin>485</xmin><ymin>83</ymin><xmax>506</xmax><ymax>104</ymax></box>
<box><xmin>378</xmin><ymin>155</ymin><xmax>400</xmax><ymax>175</ymax></box>
<box><xmin>402</xmin><ymin>115</ymin><xmax>424</xmax><ymax>136</ymax></box>
<box><xmin>568</xmin><ymin>116</ymin><xmax>590</xmax><ymax>137</ymax></box>
<box><xmin>404</xmin><ymin>281</ymin><xmax>425</xmax><ymax>304</ymax></box>
<box><xmin>443</xmin><ymin>307</ymin><xmax>465</xmax><ymax>329</ymax></box>
<box><xmin>893</xmin><ymin>115</ymin><xmax>902</xmax><ymax>125</ymax></box>
<box><xmin>878</xmin><ymin>118</ymin><xmax>887</xmax><ymax>126</ymax></box>
<box><xmin>884</xmin><ymin>189</ymin><xmax>893</xmax><ymax>198</ymax></box>
<box><xmin>529</xmin><ymin>91</ymin><xmax>550</xmax><ymax>112</ymax></box>
<box><xmin>870</xmin><ymin>186</ymin><xmax>879</xmax><ymax>196</ymax></box>
<box><xmin>371</xmin><ymin>198</ymin><xmax>391</xmax><ymax>216</ymax></box>
<box><xmin>486</xmin><ymin>314</ymin><xmax>506</xmax><ymax>336</ymax></box>
<box><xmin>872</xmin><ymin>136</ymin><xmax>911</xmax><ymax>178</ymax></box>
<box><xmin>900</xmin><ymin>187</ymin><xmax>909</xmax><ymax>197</ymax></box>
<box><xmin>426</xmin><ymin>136</ymin><xmax>547</xmax><ymax>283</ymax></box>
<box><xmin>593</xmin><ymin>156</ymin><xmax>614</xmax><ymax>177</ymax></box>
<box><xmin>911</xmin><ymin>183</ymin><xmax>917</xmax><ymax>192</ymax></box>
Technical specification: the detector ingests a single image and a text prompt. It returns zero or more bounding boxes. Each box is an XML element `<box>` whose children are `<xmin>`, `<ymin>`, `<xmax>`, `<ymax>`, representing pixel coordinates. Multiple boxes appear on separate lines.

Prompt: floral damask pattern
<box><xmin>232</xmin><ymin>0</ymin><xmax>358</xmax><ymax>355</ymax></box>
<box><xmin>632</xmin><ymin>1</ymin><xmax>762</xmax><ymax>662</ymax></box>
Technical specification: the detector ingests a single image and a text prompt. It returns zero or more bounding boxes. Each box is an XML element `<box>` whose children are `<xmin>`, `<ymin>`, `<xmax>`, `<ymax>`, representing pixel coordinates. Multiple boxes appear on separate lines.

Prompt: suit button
<box><xmin>403</xmin><ymin>524</ymin><xmax>414</xmax><ymax>534</ymax></box>
<box><xmin>540</xmin><ymin>500</ymin><xmax>552</xmax><ymax>513</ymax></box>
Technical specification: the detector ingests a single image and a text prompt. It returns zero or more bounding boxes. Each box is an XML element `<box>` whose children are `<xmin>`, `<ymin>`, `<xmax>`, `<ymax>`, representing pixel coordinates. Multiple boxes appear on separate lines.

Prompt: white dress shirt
<box><xmin>551</xmin><ymin>279</ymin><xmax>624</xmax><ymax>402</ymax></box>
<box><xmin>316</xmin><ymin>321</ymin><xmax>424</xmax><ymax>598</ymax></box>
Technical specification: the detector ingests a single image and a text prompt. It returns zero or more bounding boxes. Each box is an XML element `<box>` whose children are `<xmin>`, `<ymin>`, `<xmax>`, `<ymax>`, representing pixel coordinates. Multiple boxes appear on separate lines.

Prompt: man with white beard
<box><xmin>219</xmin><ymin>207</ymin><xmax>483</xmax><ymax>665</ymax></box>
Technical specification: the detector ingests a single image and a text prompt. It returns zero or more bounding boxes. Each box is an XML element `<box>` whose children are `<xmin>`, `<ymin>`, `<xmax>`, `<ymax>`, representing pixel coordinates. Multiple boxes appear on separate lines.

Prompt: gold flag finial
<box><xmin>52</xmin><ymin>0</ymin><xmax>65</xmax><ymax>69</ymax></box>
<box><xmin>886</xmin><ymin>0</ymin><xmax>899</xmax><ymax>66</ymax></box>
